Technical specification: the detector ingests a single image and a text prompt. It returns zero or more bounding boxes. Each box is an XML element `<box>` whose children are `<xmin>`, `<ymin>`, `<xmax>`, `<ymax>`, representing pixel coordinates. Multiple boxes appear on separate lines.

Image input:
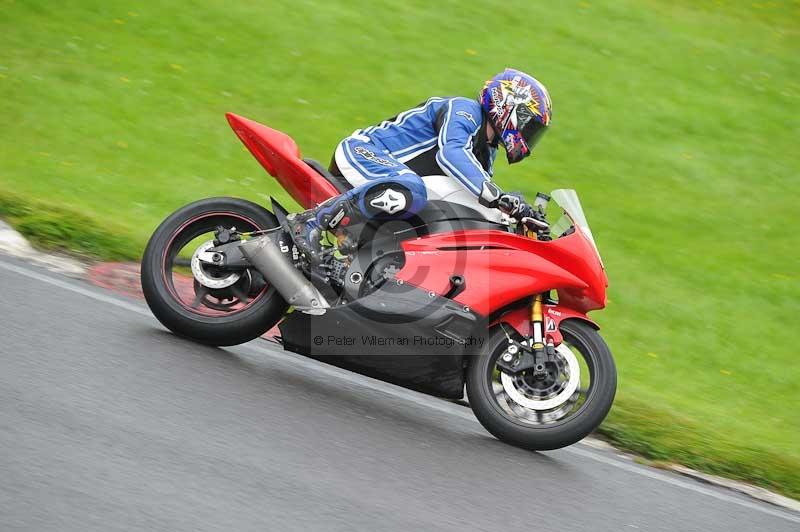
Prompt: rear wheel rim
<box><xmin>160</xmin><ymin>212</ymin><xmax>270</xmax><ymax>317</ymax></box>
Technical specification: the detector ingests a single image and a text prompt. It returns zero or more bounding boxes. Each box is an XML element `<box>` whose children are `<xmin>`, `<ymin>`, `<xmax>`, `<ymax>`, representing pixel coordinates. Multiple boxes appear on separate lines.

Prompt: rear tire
<box><xmin>466</xmin><ymin>320</ymin><xmax>616</xmax><ymax>450</ymax></box>
<box><xmin>141</xmin><ymin>197</ymin><xmax>288</xmax><ymax>346</ymax></box>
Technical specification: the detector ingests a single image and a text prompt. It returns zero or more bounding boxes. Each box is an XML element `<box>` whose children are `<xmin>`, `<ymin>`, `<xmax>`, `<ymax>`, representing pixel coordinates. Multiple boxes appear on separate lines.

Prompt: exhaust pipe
<box><xmin>239</xmin><ymin>233</ymin><xmax>329</xmax><ymax>314</ymax></box>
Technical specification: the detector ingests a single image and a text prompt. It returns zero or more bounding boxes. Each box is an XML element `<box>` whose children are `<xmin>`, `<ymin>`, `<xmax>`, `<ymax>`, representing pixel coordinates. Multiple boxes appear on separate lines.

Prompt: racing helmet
<box><xmin>479</xmin><ymin>69</ymin><xmax>552</xmax><ymax>164</ymax></box>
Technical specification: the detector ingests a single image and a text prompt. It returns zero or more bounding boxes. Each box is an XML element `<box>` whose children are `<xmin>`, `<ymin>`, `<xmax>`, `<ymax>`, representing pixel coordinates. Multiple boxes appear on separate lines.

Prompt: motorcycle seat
<box><xmin>303</xmin><ymin>158</ymin><xmax>352</xmax><ymax>195</ymax></box>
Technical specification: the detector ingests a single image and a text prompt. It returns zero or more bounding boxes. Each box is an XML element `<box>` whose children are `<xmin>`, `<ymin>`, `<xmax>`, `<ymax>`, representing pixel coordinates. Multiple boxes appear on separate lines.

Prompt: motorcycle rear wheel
<box><xmin>466</xmin><ymin>320</ymin><xmax>616</xmax><ymax>450</ymax></box>
<box><xmin>141</xmin><ymin>197</ymin><xmax>288</xmax><ymax>346</ymax></box>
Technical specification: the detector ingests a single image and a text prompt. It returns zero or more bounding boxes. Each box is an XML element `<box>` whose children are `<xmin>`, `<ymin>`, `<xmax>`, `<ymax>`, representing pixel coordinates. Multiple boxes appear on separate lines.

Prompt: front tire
<box><xmin>466</xmin><ymin>320</ymin><xmax>616</xmax><ymax>450</ymax></box>
<box><xmin>141</xmin><ymin>197</ymin><xmax>289</xmax><ymax>346</ymax></box>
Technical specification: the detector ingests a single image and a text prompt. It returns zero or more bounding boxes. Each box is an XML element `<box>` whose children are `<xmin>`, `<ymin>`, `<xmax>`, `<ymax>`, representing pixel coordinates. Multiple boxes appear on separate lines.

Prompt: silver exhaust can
<box><xmin>239</xmin><ymin>234</ymin><xmax>329</xmax><ymax>314</ymax></box>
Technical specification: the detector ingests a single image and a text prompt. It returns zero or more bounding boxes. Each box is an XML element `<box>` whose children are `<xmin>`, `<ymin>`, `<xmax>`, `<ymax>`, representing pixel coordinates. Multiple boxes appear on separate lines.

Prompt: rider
<box><xmin>287</xmin><ymin>68</ymin><xmax>553</xmax><ymax>263</ymax></box>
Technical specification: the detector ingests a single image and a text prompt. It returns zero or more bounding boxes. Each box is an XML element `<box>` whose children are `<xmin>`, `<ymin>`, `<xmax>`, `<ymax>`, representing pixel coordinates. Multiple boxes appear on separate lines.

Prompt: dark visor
<box><xmin>522</xmin><ymin>119</ymin><xmax>548</xmax><ymax>151</ymax></box>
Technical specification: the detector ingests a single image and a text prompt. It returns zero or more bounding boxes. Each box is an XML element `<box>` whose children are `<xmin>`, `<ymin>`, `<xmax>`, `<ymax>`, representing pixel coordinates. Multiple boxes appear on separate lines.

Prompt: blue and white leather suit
<box><xmin>324</xmin><ymin>97</ymin><xmax>498</xmax><ymax>223</ymax></box>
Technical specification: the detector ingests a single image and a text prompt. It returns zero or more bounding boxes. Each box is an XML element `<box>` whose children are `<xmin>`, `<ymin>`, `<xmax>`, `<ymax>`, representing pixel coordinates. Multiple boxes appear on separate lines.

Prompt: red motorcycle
<box><xmin>141</xmin><ymin>113</ymin><xmax>616</xmax><ymax>450</ymax></box>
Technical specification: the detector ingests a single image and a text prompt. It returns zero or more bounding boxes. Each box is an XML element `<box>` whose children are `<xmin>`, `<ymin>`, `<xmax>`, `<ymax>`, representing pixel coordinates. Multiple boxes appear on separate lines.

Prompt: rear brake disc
<box><xmin>190</xmin><ymin>240</ymin><xmax>241</xmax><ymax>289</ymax></box>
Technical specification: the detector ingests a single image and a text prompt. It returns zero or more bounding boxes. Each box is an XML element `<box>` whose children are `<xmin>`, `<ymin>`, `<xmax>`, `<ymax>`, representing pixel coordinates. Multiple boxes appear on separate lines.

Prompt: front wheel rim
<box><xmin>488</xmin><ymin>337</ymin><xmax>595</xmax><ymax>426</ymax></box>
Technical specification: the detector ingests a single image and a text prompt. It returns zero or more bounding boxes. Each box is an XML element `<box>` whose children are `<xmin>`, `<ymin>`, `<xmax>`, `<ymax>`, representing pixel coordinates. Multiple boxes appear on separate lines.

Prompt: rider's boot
<box><xmin>285</xmin><ymin>194</ymin><xmax>356</xmax><ymax>265</ymax></box>
<box><xmin>287</xmin><ymin>180</ymin><xmax>417</xmax><ymax>265</ymax></box>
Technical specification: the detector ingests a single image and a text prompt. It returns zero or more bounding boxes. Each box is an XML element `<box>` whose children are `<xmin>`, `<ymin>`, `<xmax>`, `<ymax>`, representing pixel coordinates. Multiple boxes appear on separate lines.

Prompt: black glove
<box><xmin>478</xmin><ymin>183</ymin><xmax>548</xmax><ymax>227</ymax></box>
<box><xmin>522</xmin><ymin>205</ymin><xmax>551</xmax><ymax>240</ymax></box>
<box><xmin>497</xmin><ymin>192</ymin><xmax>531</xmax><ymax>219</ymax></box>
<box><xmin>507</xmin><ymin>195</ymin><xmax>550</xmax><ymax>234</ymax></box>
<box><xmin>525</xmin><ymin>206</ymin><xmax>549</xmax><ymax>227</ymax></box>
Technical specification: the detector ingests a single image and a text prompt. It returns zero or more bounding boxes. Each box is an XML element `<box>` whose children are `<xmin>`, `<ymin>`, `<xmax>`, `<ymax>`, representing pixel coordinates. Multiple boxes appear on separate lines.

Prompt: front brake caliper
<box><xmin>496</xmin><ymin>339</ymin><xmax>552</xmax><ymax>377</ymax></box>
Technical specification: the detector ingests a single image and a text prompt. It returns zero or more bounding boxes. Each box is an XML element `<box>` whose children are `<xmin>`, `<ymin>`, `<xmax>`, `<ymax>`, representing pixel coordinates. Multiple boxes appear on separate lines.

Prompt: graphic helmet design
<box><xmin>479</xmin><ymin>69</ymin><xmax>552</xmax><ymax>164</ymax></box>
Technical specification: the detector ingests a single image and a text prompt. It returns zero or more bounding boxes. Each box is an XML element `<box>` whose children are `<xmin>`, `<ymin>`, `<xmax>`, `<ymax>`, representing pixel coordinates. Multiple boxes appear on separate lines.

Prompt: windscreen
<box><xmin>550</xmin><ymin>189</ymin><xmax>603</xmax><ymax>267</ymax></box>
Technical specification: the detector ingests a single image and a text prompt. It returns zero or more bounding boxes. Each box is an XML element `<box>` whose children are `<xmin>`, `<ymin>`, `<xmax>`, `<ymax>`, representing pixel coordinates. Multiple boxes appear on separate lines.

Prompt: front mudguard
<box><xmin>490</xmin><ymin>303</ymin><xmax>598</xmax><ymax>346</ymax></box>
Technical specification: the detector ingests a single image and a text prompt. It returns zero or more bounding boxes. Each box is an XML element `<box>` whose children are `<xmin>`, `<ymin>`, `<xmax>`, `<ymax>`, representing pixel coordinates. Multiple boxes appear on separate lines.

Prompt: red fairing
<box><xmin>395</xmin><ymin>228</ymin><xmax>607</xmax><ymax>317</ymax></box>
<box><xmin>226</xmin><ymin>113</ymin><xmax>338</xmax><ymax>209</ymax></box>
<box><xmin>490</xmin><ymin>304</ymin><xmax>598</xmax><ymax>345</ymax></box>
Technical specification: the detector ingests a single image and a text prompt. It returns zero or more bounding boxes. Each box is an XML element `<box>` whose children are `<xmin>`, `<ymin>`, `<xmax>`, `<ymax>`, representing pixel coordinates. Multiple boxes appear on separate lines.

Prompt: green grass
<box><xmin>0</xmin><ymin>190</ymin><xmax>138</xmax><ymax>260</ymax></box>
<box><xmin>1</xmin><ymin>0</ymin><xmax>799</xmax><ymax>498</ymax></box>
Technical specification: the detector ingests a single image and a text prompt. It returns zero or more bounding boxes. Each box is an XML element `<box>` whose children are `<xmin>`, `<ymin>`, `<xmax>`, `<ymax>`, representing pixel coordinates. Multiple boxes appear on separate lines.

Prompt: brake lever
<box><xmin>520</xmin><ymin>216</ymin><xmax>549</xmax><ymax>229</ymax></box>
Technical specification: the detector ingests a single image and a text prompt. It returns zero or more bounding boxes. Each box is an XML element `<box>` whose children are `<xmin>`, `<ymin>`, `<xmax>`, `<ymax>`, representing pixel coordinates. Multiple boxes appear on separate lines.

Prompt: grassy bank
<box><xmin>1</xmin><ymin>0</ymin><xmax>798</xmax><ymax>497</ymax></box>
<box><xmin>0</xmin><ymin>190</ymin><xmax>138</xmax><ymax>260</ymax></box>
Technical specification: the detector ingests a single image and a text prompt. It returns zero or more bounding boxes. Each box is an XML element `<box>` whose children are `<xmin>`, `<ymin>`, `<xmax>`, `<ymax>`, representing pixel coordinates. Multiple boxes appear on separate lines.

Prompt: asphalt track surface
<box><xmin>1</xmin><ymin>254</ymin><xmax>798</xmax><ymax>532</ymax></box>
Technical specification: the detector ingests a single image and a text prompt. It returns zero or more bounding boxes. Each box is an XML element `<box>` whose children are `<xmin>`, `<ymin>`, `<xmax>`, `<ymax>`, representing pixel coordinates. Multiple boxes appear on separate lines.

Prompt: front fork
<box><xmin>497</xmin><ymin>294</ymin><xmax>557</xmax><ymax>375</ymax></box>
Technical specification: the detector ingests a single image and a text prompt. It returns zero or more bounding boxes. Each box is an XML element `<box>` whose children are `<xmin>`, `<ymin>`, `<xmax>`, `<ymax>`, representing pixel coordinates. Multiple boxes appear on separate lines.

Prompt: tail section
<box><xmin>226</xmin><ymin>113</ymin><xmax>339</xmax><ymax>208</ymax></box>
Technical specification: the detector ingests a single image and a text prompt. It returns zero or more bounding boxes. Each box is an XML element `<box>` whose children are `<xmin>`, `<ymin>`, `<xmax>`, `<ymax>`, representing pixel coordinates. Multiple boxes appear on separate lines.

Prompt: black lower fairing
<box><xmin>278</xmin><ymin>281</ymin><xmax>488</xmax><ymax>398</ymax></box>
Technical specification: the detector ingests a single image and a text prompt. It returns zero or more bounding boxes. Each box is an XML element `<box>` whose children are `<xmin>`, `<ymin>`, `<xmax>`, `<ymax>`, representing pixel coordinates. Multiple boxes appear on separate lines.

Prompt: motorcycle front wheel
<box><xmin>466</xmin><ymin>320</ymin><xmax>616</xmax><ymax>450</ymax></box>
<box><xmin>141</xmin><ymin>197</ymin><xmax>288</xmax><ymax>346</ymax></box>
